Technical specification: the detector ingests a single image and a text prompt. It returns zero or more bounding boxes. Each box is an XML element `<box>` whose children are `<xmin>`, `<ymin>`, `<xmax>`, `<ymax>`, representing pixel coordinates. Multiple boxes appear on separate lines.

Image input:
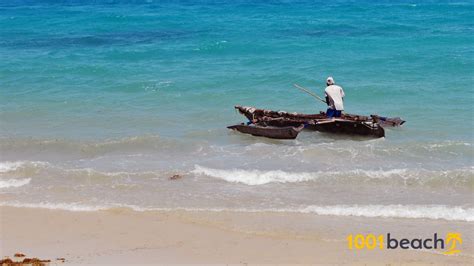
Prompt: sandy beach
<box><xmin>1</xmin><ymin>206</ymin><xmax>472</xmax><ymax>264</ymax></box>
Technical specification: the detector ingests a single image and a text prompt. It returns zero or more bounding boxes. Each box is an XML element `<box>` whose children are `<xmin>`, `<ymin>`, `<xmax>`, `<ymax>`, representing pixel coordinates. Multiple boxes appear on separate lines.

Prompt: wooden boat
<box><xmin>254</xmin><ymin>117</ymin><xmax>385</xmax><ymax>138</ymax></box>
<box><xmin>308</xmin><ymin>119</ymin><xmax>385</xmax><ymax>138</ymax></box>
<box><xmin>227</xmin><ymin>123</ymin><xmax>304</xmax><ymax>139</ymax></box>
<box><xmin>235</xmin><ymin>105</ymin><xmax>405</xmax><ymax>127</ymax></box>
<box><xmin>232</xmin><ymin>105</ymin><xmax>403</xmax><ymax>138</ymax></box>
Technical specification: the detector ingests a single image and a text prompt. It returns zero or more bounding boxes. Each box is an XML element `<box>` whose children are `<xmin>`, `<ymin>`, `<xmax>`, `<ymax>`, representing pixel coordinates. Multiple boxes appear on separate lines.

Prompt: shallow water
<box><xmin>1</xmin><ymin>0</ymin><xmax>473</xmax><ymax>221</ymax></box>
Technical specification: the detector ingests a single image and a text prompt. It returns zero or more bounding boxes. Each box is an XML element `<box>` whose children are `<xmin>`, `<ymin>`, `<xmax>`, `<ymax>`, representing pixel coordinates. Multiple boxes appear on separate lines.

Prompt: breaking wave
<box><xmin>0</xmin><ymin>161</ymin><xmax>22</xmax><ymax>173</ymax></box>
<box><xmin>192</xmin><ymin>165</ymin><xmax>316</xmax><ymax>185</ymax></box>
<box><xmin>0</xmin><ymin>178</ymin><xmax>31</xmax><ymax>188</ymax></box>
<box><xmin>0</xmin><ymin>201</ymin><xmax>108</xmax><ymax>212</ymax></box>
<box><xmin>0</xmin><ymin>161</ymin><xmax>35</xmax><ymax>188</ymax></box>
<box><xmin>0</xmin><ymin>161</ymin><xmax>50</xmax><ymax>173</ymax></box>
<box><xmin>1</xmin><ymin>201</ymin><xmax>472</xmax><ymax>222</ymax></box>
<box><xmin>192</xmin><ymin>165</ymin><xmax>474</xmax><ymax>186</ymax></box>
<box><xmin>2</xmin><ymin>161</ymin><xmax>472</xmax><ymax>187</ymax></box>
<box><xmin>298</xmin><ymin>205</ymin><xmax>474</xmax><ymax>222</ymax></box>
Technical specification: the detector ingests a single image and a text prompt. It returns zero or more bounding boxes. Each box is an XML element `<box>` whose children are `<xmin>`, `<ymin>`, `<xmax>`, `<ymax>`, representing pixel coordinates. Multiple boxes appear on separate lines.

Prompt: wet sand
<box><xmin>1</xmin><ymin>206</ymin><xmax>472</xmax><ymax>264</ymax></box>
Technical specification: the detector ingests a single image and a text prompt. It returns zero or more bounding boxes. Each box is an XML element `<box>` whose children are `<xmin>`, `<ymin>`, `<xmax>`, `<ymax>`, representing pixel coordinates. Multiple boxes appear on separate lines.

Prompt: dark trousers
<box><xmin>326</xmin><ymin>108</ymin><xmax>342</xmax><ymax>118</ymax></box>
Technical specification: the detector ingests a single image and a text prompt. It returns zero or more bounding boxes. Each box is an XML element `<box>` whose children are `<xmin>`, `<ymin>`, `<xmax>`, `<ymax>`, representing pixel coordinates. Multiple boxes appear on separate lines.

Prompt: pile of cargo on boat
<box><xmin>227</xmin><ymin>105</ymin><xmax>405</xmax><ymax>139</ymax></box>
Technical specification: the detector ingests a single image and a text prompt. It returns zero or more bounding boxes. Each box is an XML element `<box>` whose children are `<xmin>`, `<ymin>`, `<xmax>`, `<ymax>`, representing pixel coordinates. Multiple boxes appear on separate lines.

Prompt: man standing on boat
<box><xmin>324</xmin><ymin>76</ymin><xmax>345</xmax><ymax>118</ymax></box>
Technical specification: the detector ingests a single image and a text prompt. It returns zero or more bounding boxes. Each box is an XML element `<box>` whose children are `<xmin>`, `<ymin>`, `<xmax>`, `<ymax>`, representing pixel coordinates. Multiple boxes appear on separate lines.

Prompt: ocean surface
<box><xmin>1</xmin><ymin>0</ymin><xmax>473</xmax><ymax>221</ymax></box>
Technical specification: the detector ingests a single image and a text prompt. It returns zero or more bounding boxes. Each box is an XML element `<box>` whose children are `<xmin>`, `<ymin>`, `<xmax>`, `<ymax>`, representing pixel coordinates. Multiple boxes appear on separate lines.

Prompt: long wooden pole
<box><xmin>293</xmin><ymin>84</ymin><xmax>327</xmax><ymax>104</ymax></box>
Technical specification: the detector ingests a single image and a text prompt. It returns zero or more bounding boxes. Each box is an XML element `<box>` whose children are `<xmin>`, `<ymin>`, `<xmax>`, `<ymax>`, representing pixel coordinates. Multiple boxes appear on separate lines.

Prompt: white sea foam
<box><xmin>1</xmin><ymin>201</ymin><xmax>472</xmax><ymax>222</ymax></box>
<box><xmin>0</xmin><ymin>161</ymin><xmax>50</xmax><ymax>173</ymax></box>
<box><xmin>0</xmin><ymin>161</ymin><xmax>26</xmax><ymax>173</ymax></box>
<box><xmin>298</xmin><ymin>205</ymin><xmax>474</xmax><ymax>222</ymax></box>
<box><xmin>0</xmin><ymin>178</ymin><xmax>31</xmax><ymax>188</ymax></box>
<box><xmin>191</xmin><ymin>165</ymin><xmax>319</xmax><ymax>185</ymax></box>
<box><xmin>191</xmin><ymin>165</ymin><xmax>472</xmax><ymax>185</ymax></box>
<box><xmin>0</xmin><ymin>201</ymin><xmax>110</xmax><ymax>211</ymax></box>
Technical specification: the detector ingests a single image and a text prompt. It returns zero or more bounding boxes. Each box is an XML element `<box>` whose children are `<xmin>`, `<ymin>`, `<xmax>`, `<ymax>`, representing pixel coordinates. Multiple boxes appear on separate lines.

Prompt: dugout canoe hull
<box><xmin>227</xmin><ymin>124</ymin><xmax>304</xmax><ymax>140</ymax></box>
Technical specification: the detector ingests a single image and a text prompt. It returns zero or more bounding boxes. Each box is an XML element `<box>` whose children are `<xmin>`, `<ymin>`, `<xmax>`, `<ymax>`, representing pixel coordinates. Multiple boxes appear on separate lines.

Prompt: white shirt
<box><xmin>324</xmin><ymin>85</ymin><xmax>345</xmax><ymax>111</ymax></box>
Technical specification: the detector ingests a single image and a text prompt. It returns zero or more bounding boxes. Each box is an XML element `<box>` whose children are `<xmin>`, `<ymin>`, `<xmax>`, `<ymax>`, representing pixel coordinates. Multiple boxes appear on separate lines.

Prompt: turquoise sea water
<box><xmin>1</xmin><ymin>1</ymin><xmax>473</xmax><ymax>220</ymax></box>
